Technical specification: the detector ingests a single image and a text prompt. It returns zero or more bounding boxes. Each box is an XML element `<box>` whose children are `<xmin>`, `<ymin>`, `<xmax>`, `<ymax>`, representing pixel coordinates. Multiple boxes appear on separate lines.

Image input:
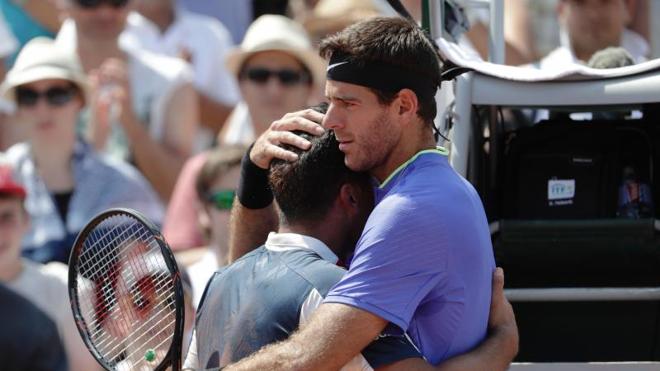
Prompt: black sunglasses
<box><xmin>75</xmin><ymin>0</ymin><xmax>129</xmax><ymax>9</ymax></box>
<box><xmin>242</xmin><ymin>68</ymin><xmax>310</xmax><ymax>86</ymax></box>
<box><xmin>15</xmin><ymin>85</ymin><xmax>77</xmax><ymax>108</ymax></box>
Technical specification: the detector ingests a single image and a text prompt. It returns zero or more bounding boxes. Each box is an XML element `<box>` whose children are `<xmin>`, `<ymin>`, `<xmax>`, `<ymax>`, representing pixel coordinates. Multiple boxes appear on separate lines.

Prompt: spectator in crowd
<box><xmin>228</xmin><ymin>17</ymin><xmax>509</xmax><ymax>369</ymax></box>
<box><xmin>219</xmin><ymin>14</ymin><xmax>325</xmax><ymax>146</ymax></box>
<box><xmin>124</xmin><ymin>0</ymin><xmax>241</xmax><ymax>148</ymax></box>
<box><xmin>167</xmin><ymin>146</ymin><xmax>244</xmax><ymax>302</ymax></box>
<box><xmin>540</xmin><ymin>0</ymin><xmax>648</xmax><ymax>69</ymax></box>
<box><xmin>1</xmin><ymin>37</ymin><xmax>163</xmax><ymax>264</ymax></box>
<box><xmin>0</xmin><ymin>0</ymin><xmax>60</xmax><ymax>67</ymax></box>
<box><xmin>56</xmin><ymin>0</ymin><xmax>199</xmax><ymax>201</ymax></box>
<box><xmin>0</xmin><ymin>283</ymin><xmax>68</xmax><ymax>371</ymax></box>
<box><xmin>184</xmin><ymin>146</ymin><xmax>244</xmax><ymax>306</ymax></box>
<box><xmin>163</xmin><ymin>153</ymin><xmax>209</xmax><ymax>251</ymax></box>
<box><xmin>0</xmin><ymin>156</ymin><xmax>100</xmax><ymax>371</ymax></box>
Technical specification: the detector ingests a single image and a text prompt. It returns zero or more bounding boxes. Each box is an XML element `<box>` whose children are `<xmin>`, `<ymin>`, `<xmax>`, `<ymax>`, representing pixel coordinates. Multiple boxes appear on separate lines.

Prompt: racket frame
<box><xmin>68</xmin><ymin>208</ymin><xmax>185</xmax><ymax>371</ymax></box>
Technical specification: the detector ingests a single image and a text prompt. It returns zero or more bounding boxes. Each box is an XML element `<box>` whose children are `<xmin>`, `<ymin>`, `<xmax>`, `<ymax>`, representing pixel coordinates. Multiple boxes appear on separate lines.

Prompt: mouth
<box><xmin>36</xmin><ymin>121</ymin><xmax>55</xmax><ymax>130</ymax></box>
<box><xmin>338</xmin><ymin>141</ymin><xmax>352</xmax><ymax>151</ymax></box>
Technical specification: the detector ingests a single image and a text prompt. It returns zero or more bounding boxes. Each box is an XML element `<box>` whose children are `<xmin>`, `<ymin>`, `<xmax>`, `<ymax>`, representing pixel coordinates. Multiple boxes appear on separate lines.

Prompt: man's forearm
<box><xmin>435</xmin><ymin>325</ymin><xmax>518</xmax><ymax>371</ymax></box>
<box><xmin>122</xmin><ymin>113</ymin><xmax>185</xmax><ymax>201</ymax></box>
<box><xmin>228</xmin><ymin>201</ymin><xmax>277</xmax><ymax>262</ymax></box>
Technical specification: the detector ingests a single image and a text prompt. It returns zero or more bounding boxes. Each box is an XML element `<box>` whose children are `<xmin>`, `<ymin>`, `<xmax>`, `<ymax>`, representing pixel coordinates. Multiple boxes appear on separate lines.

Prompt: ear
<box><xmin>395</xmin><ymin>88</ymin><xmax>419</xmax><ymax>123</ymax></box>
<box><xmin>338</xmin><ymin>183</ymin><xmax>360</xmax><ymax>216</ymax></box>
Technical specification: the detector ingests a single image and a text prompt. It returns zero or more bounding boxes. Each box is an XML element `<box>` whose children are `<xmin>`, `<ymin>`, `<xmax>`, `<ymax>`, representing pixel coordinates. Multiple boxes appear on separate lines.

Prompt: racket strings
<box><xmin>73</xmin><ymin>214</ymin><xmax>177</xmax><ymax>368</ymax></box>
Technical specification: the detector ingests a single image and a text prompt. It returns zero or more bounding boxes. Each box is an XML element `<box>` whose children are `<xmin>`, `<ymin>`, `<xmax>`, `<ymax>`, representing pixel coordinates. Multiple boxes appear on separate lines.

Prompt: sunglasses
<box><xmin>206</xmin><ymin>190</ymin><xmax>236</xmax><ymax>210</ymax></box>
<box><xmin>75</xmin><ymin>0</ymin><xmax>129</xmax><ymax>9</ymax></box>
<box><xmin>15</xmin><ymin>85</ymin><xmax>76</xmax><ymax>108</ymax></box>
<box><xmin>241</xmin><ymin>68</ymin><xmax>310</xmax><ymax>86</ymax></box>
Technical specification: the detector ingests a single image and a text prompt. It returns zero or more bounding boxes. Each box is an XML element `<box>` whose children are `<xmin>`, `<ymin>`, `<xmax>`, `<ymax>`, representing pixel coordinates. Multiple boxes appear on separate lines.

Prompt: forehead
<box><xmin>18</xmin><ymin>79</ymin><xmax>72</xmax><ymax>90</ymax></box>
<box><xmin>242</xmin><ymin>51</ymin><xmax>305</xmax><ymax>70</ymax></box>
<box><xmin>0</xmin><ymin>196</ymin><xmax>24</xmax><ymax>212</ymax></box>
<box><xmin>209</xmin><ymin>165</ymin><xmax>241</xmax><ymax>190</ymax></box>
<box><xmin>325</xmin><ymin>80</ymin><xmax>379</xmax><ymax>102</ymax></box>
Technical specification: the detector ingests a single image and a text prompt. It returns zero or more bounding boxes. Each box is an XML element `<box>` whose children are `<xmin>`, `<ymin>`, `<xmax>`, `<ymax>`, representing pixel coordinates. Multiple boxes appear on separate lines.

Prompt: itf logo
<box><xmin>548</xmin><ymin>179</ymin><xmax>575</xmax><ymax>205</ymax></box>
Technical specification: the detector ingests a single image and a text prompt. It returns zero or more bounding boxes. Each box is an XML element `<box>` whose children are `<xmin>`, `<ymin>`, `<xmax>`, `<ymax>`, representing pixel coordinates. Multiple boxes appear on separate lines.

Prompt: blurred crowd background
<box><xmin>0</xmin><ymin>0</ymin><xmax>657</xmax><ymax>370</ymax></box>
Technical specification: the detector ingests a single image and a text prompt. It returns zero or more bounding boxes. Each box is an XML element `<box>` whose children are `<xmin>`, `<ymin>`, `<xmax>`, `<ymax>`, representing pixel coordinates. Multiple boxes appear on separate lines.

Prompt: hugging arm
<box><xmin>224</xmin><ymin>268</ymin><xmax>518</xmax><ymax>371</ymax></box>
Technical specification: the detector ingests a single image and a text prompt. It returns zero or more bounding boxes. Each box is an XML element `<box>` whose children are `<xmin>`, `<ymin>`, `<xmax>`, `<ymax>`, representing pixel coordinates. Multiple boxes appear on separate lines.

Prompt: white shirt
<box><xmin>187</xmin><ymin>249</ymin><xmax>219</xmax><ymax>308</ymax></box>
<box><xmin>220</xmin><ymin>101</ymin><xmax>255</xmax><ymax>146</ymax></box>
<box><xmin>122</xmin><ymin>10</ymin><xmax>240</xmax><ymax>106</ymax></box>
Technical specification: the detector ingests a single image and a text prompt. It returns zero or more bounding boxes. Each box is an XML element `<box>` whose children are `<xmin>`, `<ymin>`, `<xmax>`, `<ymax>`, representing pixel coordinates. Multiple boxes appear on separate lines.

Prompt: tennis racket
<box><xmin>68</xmin><ymin>208</ymin><xmax>184</xmax><ymax>371</ymax></box>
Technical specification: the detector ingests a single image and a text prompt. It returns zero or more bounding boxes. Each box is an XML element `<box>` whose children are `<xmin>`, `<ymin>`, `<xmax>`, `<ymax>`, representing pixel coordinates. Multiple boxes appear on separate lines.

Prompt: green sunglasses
<box><xmin>206</xmin><ymin>190</ymin><xmax>236</xmax><ymax>210</ymax></box>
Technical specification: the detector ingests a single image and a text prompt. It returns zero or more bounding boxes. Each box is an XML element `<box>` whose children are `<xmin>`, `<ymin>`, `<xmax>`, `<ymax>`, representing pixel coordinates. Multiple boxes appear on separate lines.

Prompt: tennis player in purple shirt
<box><xmin>226</xmin><ymin>17</ymin><xmax>517</xmax><ymax>370</ymax></box>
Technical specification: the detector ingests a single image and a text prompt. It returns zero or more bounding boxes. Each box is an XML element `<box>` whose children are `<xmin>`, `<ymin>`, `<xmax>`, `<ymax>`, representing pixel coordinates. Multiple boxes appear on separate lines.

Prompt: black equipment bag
<box><xmin>501</xmin><ymin>120</ymin><xmax>653</xmax><ymax>220</ymax></box>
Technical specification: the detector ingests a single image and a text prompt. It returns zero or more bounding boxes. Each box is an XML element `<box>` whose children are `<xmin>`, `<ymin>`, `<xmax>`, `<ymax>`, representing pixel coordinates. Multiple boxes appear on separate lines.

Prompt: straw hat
<box><xmin>0</xmin><ymin>37</ymin><xmax>89</xmax><ymax>102</ymax></box>
<box><xmin>225</xmin><ymin>15</ymin><xmax>326</xmax><ymax>85</ymax></box>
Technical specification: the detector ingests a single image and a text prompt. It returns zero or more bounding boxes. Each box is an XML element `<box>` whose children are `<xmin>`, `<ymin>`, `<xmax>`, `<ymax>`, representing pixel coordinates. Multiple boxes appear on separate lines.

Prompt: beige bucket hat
<box><xmin>225</xmin><ymin>15</ymin><xmax>326</xmax><ymax>85</ymax></box>
<box><xmin>1</xmin><ymin>37</ymin><xmax>89</xmax><ymax>103</ymax></box>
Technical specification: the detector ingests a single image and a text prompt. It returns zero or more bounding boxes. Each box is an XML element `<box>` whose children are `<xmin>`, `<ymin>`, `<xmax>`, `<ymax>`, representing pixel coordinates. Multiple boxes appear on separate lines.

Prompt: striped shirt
<box><xmin>5</xmin><ymin>140</ymin><xmax>164</xmax><ymax>263</ymax></box>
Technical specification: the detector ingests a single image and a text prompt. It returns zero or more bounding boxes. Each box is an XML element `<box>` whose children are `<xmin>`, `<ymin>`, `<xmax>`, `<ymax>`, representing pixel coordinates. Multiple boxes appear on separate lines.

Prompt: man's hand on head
<box><xmin>250</xmin><ymin>108</ymin><xmax>325</xmax><ymax>169</ymax></box>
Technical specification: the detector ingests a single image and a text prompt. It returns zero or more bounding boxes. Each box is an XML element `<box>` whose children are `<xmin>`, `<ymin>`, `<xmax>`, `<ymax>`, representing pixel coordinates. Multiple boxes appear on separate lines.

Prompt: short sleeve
<box><xmin>324</xmin><ymin>195</ymin><xmax>448</xmax><ymax>332</ymax></box>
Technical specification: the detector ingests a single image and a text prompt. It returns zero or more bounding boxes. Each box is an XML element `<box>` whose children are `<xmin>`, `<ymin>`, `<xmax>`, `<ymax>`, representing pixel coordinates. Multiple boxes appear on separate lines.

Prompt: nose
<box><xmin>322</xmin><ymin>102</ymin><xmax>343</xmax><ymax>130</ymax></box>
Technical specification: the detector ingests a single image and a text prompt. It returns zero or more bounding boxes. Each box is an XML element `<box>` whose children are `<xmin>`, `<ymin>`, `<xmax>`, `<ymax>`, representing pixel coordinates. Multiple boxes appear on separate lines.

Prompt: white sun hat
<box><xmin>225</xmin><ymin>15</ymin><xmax>326</xmax><ymax>85</ymax></box>
<box><xmin>1</xmin><ymin>37</ymin><xmax>89</xmax><ymax>103</ymax></box>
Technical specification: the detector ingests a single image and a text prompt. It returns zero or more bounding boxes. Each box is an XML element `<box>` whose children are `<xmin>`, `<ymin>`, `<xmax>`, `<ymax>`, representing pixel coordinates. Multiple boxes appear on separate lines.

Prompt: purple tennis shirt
<box><xmin>324</xmin><ymin>148</ymin><xmax>495</xmax><ymax>365</ymax></box>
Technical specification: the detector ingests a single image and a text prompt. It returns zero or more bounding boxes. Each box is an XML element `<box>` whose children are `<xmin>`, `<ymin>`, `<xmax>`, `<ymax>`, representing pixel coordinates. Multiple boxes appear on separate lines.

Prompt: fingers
<box><xmin>492</xmin><ymin>267</ymin><xmax>504</xmax><ymax>299</ymax></box>
<box><xmin>274</xmin><ymin>109</ymin><xmax>325</xmax><ymax>136</ymax></box>
<box><xmin>249</xmin><ymin>109</ymin><xmax>327</xmax><ymax>169</ymax></box>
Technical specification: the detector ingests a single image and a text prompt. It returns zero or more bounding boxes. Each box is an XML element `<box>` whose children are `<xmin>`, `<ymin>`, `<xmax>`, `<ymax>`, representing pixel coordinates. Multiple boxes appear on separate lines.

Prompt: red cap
<box><xmin>0</xmin><ymin>165</ymin><xmax>26</xmax><ymax>198</ymax></box>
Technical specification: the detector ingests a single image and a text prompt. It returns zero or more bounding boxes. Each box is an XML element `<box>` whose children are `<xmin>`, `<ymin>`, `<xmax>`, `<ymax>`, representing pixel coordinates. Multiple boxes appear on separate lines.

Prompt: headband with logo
<box><xmin>326</xmin><ymin>52</ymin><xmax>438</xmax><ymax>100</ymax></box>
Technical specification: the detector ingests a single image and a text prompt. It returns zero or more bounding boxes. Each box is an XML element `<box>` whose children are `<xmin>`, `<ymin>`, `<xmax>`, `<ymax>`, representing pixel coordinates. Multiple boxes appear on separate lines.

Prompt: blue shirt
<box><xmin>325</xmin><ymin>148</ymin><xmax>495</xmax><ymax>364</ymax></box>
<box><xmin>5</xmin><ymin>140</ymin><xmax>164</xmax><ymax>263</ymax></box>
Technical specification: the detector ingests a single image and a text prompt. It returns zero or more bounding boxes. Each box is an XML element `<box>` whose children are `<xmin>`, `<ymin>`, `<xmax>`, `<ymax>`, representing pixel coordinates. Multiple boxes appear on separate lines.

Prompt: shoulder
<box><xmin>5</xmin><ymin>142</ymin><xmax>30</xmax><ymax>163</ymax></box>
<box><xmin>283</xmin><ymin>250</ymin><xmax>346</xmax><ymax>297</ymax></box>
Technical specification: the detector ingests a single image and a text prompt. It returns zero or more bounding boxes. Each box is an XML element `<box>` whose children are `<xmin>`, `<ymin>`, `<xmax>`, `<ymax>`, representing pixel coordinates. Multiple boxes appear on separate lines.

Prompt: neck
<box><xmin>211</xmin><ymin>236</ymin><xmax>229</xmax><ymax>266</ymax></box>
<box><xmin>76</xmin><ymin>32</ymin><xmax>124</xmax><ymax>73</ymax></box>
<box><xmin>140</xmin><ymin>5</ymin><xmax>175</xmax><ymax>33</ymax></box>
<box><xmin>31</xmin><ymin>146</ymin><xmax>75</xmax><ymax>192</ymax></box>
<box><xmin>278</xmin><ymin>219</ymin><xmax>345</xmax><ymax>259</ymax></box>
<box><xmin>373</xmin><ymin>124</ymin><xmax>436</xmax><ymax>183</ymax></box>
<box><xmin>0</xmin><ymin>254</ymin><xmax>23</xmax><ymax>282</ymax></box>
